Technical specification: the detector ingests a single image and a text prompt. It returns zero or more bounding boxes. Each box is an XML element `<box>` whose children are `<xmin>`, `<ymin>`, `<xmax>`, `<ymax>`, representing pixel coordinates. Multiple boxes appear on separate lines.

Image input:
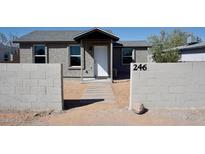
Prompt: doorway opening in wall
<box><xmin>94</xmin><ymin>45</ymin><xmax>109</xmax><ymax>79</ymax></box>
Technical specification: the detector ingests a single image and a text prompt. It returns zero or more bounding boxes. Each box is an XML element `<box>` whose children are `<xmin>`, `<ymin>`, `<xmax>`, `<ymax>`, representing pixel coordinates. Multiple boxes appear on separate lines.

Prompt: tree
<box><xmin>148</xmin><ymin>29</ymin><xmax>200</xmax><ymax>63</ymax></box>
<box><xmin>0</xmin><ymin>32</ymin><xmax>18</xmax><ymax>47</ymax></box>
<box><xmin>0</xmin><ymin>32</ymin><xmax>8</xmax><ymax>45</ymax></box>
<box><xmin>7</xmin><ymin>33</ymin><xmax>18</xmax><ymax>48</ymax></box>
<box><xmin>0</xmin><ymin>32</ymin><xmax>18</xmax><ymax>62</ymax></box>
<box><xmin>153</xmin><ymin>49</ymin><xmax>181</xmax><ymax>63</ymax></box>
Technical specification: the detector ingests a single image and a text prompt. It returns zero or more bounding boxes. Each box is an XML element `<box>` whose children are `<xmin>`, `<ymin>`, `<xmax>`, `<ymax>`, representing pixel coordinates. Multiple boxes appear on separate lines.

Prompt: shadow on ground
<box><xmin>113</xmin><ymin>71</ymin><xmax>130</xmax><ymax>80</ymax></box>
<box><xmin>138</xmin><ymin>108</ymin><xmax>149</xmax><ymax>115</ymax></box>
<box><xmin>63</xmin><ymin>99</ymin><xmax>104</xmax><ymax>110</ymax></box>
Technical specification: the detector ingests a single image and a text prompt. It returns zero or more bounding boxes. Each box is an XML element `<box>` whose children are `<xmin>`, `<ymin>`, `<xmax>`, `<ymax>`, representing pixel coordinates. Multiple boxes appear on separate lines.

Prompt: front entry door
<box><xmin>94</xmin><ymin>46</ymin><xmax>109</xmax><ymax>78</ymax></box>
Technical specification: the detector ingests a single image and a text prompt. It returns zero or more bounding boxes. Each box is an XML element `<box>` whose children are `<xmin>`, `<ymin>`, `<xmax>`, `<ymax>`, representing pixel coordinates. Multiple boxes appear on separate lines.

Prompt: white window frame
<box><xmin>69</xmin><ymin>44</ymin><xmax>81</xmax><ymax>68</ymax></box>
<box><xmin>121</xmin><ymin>48</ymin><xmax>134</xmax><ymax>65</ymax></box>
<box><xmin>33</xmin><ymin>44</ymin><xmax>47</xmax><ymax>63</ymax></box>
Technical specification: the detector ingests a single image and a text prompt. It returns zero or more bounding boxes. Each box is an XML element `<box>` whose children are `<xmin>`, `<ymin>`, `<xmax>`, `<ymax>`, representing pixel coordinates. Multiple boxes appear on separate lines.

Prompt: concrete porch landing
<box><xmin>80</xmin><ymin>82</ymin><xmax>115</xmax><ymax>103</ymax></box>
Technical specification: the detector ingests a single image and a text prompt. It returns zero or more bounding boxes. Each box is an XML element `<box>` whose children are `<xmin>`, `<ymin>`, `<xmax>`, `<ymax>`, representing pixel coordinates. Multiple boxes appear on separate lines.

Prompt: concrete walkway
<box><xmin>81</xmin><ymin>82</ymin><xmax>115</xmax><ymax>103</ymax></box>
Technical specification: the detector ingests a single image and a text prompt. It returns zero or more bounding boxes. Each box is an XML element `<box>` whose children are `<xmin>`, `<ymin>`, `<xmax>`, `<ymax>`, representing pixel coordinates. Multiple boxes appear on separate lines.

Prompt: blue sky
<box><xmin>1</xmin><ymin>27</ymin><xmax>205</xmax><ymax>41</ymax></box>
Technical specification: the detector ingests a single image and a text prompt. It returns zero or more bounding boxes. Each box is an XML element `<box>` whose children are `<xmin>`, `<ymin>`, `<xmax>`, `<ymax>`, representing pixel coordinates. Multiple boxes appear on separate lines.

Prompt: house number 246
<box><xmin>133</xmin><ymin>64</ymin><xmax>147</xmax><ymax>71</ymax></box>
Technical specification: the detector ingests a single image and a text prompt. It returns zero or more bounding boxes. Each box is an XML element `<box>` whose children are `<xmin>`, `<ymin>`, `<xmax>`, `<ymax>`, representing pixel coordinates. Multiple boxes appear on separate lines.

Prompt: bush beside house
<box><xmin>148</xmin><ymin>29</ymin><xmax>200</xmax><ymax>63</ymax></box>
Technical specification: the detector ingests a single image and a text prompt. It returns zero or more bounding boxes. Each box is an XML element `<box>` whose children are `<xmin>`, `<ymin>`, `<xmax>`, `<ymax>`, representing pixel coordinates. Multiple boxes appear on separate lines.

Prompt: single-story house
<box><xmin>0</xmin><ymin>43</ymin><xmax>18</xmax><ymax>62</ymax></box>
<box><xmin>177</xmin><ymin>42</ymin><xmax>205</xmax><ymax>62</ymax></box>
<box><xmin>13</xmin><ymin>28</ymin><xmax>151</xmax><ymax>80</ymax></box>
<box><xmin>167</xmin><ymin>36</ymin><xmax>205</xmax><ymax>62</ymax></box>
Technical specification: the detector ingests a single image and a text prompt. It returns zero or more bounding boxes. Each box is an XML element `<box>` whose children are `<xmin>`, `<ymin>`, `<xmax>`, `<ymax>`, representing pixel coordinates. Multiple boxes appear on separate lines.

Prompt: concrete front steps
<box><xmin>81</xmin><ymin>82</ymin><xmax>116</xmax><ymax>103</ymax></box>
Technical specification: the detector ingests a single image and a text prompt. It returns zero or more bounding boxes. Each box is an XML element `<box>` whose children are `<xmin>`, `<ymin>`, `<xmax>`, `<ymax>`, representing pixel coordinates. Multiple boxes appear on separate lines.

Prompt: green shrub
<box><xmin>153</xmin><ymin>50</ymin><xmax>181</xmax><ymax>63</ymax></box>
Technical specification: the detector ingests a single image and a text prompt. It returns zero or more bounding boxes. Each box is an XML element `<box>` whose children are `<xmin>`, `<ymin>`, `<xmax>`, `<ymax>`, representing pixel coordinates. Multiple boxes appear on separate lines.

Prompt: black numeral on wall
<box><xmin>133</xmin><ymin>64</ymin><xmax>147</xmax><ymax>71</ymax></box>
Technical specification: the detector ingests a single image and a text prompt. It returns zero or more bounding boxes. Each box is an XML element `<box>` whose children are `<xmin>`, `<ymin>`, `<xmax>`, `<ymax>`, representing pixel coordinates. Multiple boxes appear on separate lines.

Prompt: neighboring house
<box><xmin>13</xmin><ymin>28</ymin><xmax>151</xmax><ymax>79</ymax></box>
<box><xmin>167</xmin><ymin>36</ymin><xmax>205</xmax><ymax>62</ymax></box>
<box><xmin>0</xmin><ymin>43</ymin><xmax>18</xmax><ymax>62</ymax></box>
<box><xmin>177</xmin><ymin>42</ymin><xmax>205</xmax><ymax>62</ymax></box>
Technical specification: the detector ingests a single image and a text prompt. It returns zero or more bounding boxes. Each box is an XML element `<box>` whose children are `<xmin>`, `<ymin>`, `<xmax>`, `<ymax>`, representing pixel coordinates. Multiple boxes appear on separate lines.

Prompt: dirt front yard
<box><xmin>1</xmin><ymin>79</ymin><xmax>205</xmax><ymax>126</ymax></box>
<box><xmin>63</xmin><ymin>79</ymin><xmax>87</xmax><ymax>99</ymax></box>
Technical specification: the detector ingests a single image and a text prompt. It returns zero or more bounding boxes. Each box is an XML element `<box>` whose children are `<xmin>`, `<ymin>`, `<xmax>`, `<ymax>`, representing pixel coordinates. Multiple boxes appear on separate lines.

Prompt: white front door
<box><xmin>94</xmin><ymin>46</ymin><xmax>109</xmax><ymax>77</ymax></box>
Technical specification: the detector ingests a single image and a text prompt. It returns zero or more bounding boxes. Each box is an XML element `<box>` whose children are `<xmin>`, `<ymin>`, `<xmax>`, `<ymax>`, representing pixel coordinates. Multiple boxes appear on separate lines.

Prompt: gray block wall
<box><xmin>130</xmin><ymin>62</ymin><xmax>205</xmax><ymax>109</ymax></box>
<box><xmin>0</xmin><ymin>63</ymin><xmax>63</xmax><ymax>111</ymax></box>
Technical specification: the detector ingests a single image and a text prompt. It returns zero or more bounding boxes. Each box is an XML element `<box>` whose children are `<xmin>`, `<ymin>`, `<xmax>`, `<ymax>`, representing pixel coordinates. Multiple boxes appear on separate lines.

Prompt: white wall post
<box><xmin>110</xmin><ymin>41</ymin><xmax>113</xmax><ymax>82</ymax></box>
<box><xmin>80</xmin><ymin>40</ymin><xmax>83</xmax><ymax>82</ymax></box>
<box><xmin>129</xmin><ymin>63</ymin><xmax>133</xmax><ymax>110</ymax></box>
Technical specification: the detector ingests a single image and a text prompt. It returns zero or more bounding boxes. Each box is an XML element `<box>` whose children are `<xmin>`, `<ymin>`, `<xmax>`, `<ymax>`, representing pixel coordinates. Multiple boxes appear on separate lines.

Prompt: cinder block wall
<box><xmin>0</xmin><ymin>64</ymin><xmax>63</xmax><ymax>111</ymax></box>
<box><xmin>130</xmin><ymin>62</ymin><xmax>205</xmax><ymax>109</ymax></box>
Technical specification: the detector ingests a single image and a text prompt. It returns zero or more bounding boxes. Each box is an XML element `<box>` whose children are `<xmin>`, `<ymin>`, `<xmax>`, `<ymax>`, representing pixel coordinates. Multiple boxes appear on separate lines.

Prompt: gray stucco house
<box><xmin>14</xmin><ymin>28</ymin><xmax>151</xmax><ymax>80</ymax></box>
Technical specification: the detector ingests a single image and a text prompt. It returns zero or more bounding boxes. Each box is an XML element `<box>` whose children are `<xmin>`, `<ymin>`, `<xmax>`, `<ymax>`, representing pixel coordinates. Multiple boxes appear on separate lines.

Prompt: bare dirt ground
<box><xmin>63</xmin><ymin>79</ymin><xmax>87</xmax><ymax>99</ymax></box>
<box><xmin>1</xmin><ymin>79</ymin><xmax>205</xmax><ymax>126</ymax></box>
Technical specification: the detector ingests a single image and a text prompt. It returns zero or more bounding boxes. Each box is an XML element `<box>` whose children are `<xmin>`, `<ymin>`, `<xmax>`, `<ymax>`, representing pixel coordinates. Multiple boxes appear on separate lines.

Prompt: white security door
<box><xmin>94</xmin><ymin>46</ymin><xmax>108</xmax><ymax>77</ymax></box>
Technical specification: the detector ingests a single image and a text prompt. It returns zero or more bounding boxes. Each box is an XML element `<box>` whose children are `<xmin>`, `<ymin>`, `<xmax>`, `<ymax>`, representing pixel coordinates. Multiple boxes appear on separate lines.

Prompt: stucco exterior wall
<box><xmin>83</xmin><ymin>40</ymin><xmax>111</xmax><ymax>78</ymax></box>
<box><xmin>19</xmin><ymin>41</ymin><xmax>111</xmax><ymax>78</ymax></box>
<box><xmin>47</xmin><ymin>43</ymin><xmax>94</xmax><ymax>78</ymax></box>
<box><xmin>19</xmin><ymin>43</ymin><xmax>94</xmax><ymax>78</ymax></box>
<box><xmin>19</xmin><ymin>42</ymin><xmax>148</xmax><ymax>78</ymax></box>
<box><xmin>180</xmin><ymin>48</ymin><xmax>205</xmax><ymax>61</ymax></box>
<box><xmin>135</xmin><ymin>50</ymin><xmax>148</xmax><ymax>62</ymax></box>
<box><xmin>20</xmin><ymin>44</ymin><xmax>33</xmax><ymax>63</ymax></box>
<box><xmin>82</xmin><ymin>42</ymin><xmax>95</xmax><ymax>78</ymax></box>
<box><xmin>113</xmin><ymin>47</ymin><xmax>148</xmax><ymax>78</ymax></box>
<box><xmin>113</xmin><ymin>47</ymin><xmax>130</xmax><ymax>78</ymax></box>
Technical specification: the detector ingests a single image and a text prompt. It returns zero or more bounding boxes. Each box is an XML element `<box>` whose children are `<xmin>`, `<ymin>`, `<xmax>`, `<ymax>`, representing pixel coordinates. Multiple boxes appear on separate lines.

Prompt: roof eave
<box><xmin>73</xmin><ymin>28</ymin><xmax>119</xmax><ymax>41</ymax></box>
<box><xmin>180</xmin><ymin>46</ymin><xmax>205</xmax><ymax>51</ymax></box>
<box><xmin>114</xmin><ymin>45</ymin><xmax>152</xmax><ymax>48</ymax></box>
<box><xmin>13</xmin><ymin>40</ymin><xmax>77</xmax><ymax>43</ymax></box>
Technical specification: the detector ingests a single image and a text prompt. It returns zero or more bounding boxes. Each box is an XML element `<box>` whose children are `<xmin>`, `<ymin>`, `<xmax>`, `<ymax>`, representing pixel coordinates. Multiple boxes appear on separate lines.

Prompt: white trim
<box><xmin>68</xmin><ymin>44</ymin><xmax>81</xmax><ymax>67</ymax></box>
<box><xmin>121</xmin><ymin>47</ymin><xmax>134</xmax><ymax>65</ymax></box>
<box><xmin>94</xmin><ymin>45</ymin><xmax>109</xmax><ymax>77</ymax></box>
<box><xmin>34</xmin><ymin>55</ymin><xmax>46</xmax><ymax>57</ymax></box>
<box><xmin>110</xmin><ymin>41</ymin><xmax>113</xmax><ymax>81</ymax></box>
<box><xmin>129</xmin><ymin>63</ymin><xmax>133</xmax><ymax>110</ymax></box>
<box><xmin>80</xmin><ymin>41</ymin><xmax>83</xmax><ymax>82</ymax></box>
